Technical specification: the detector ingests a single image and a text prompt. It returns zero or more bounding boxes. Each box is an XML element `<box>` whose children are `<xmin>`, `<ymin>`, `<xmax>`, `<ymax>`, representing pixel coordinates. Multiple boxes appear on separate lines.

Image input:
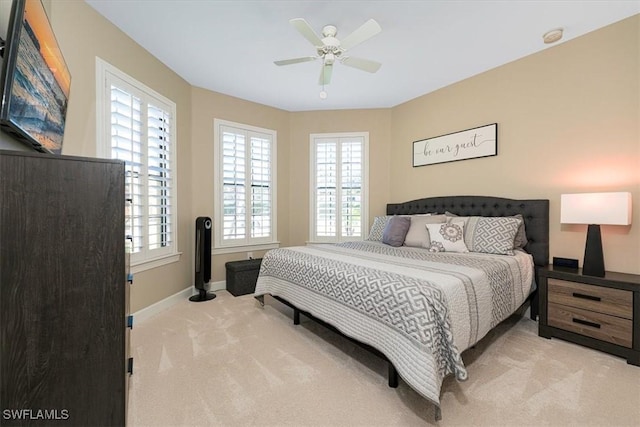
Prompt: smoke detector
<box><xmin>543</xmin><ymin>28</ymin><xmax>563</xmax><ymax>44</ymax></box>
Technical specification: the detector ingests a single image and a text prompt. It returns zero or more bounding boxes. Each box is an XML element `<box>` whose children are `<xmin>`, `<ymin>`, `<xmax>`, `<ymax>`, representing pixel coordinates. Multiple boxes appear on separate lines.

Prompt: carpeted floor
<box><xmin>127</xmin><ymin>290</ymin><xmax>640</xmax><ymax>426</ymax></box>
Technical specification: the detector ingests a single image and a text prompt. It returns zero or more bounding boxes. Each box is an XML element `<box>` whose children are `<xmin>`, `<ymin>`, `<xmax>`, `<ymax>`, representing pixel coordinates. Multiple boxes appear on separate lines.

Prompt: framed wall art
<box><xmin>413</xmin><ymin>123</ymin><xmax>497</xmax><ymax>167</ymax></box>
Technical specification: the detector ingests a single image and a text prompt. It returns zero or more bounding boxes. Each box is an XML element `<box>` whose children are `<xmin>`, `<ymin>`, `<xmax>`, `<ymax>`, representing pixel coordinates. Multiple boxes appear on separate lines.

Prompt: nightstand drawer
<box><xmin>548</xmin><ymin>302</ymin><xmax>632</xmax><ymax>348</ymax></box>
<box><xmin>548</xmin><ymin>278</ymin><xmax>632</xmax><ymax>319</ymax></box>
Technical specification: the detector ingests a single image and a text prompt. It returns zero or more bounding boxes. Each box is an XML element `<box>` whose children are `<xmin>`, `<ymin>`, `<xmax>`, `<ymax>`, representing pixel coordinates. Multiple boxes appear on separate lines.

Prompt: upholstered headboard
<box><xmin>387</xmin><ymin>195</ymin><xmax>549</xmax><ymax>267</ymax></box>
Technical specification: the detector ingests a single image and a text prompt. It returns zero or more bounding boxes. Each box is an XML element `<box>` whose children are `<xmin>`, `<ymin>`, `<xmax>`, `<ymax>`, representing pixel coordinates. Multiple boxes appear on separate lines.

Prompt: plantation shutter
<box><xmin>147</xmin><ymin>104</ymin><xmax>173</xmax><ymax>250</ymax></box>
<box><xmin>250</xmin><ymin>134</ymin><xmax>271</xmax><ymax>238</ymax></box>
<box><xmin>315</xmin><ymin>140</ymin><xmax>337</xmax><ymax>237</ymax></box>
<box><xmin>108</xmin><ymin>83</ymin><xmax>174</xmax><ymax>259</ymax></box>
<box><xmin>110</xmin><ymin>85</ymin><xmax>144</xmax><ymax>254</ymax></box>
<box><xmin>98</xmin><ymin>58</ymin><xmax>178</xmax><ymax>269</ymax></box>
<box><xmin>311</xmin><ymin>134</ymin><xmax>367</xmax><ymax>242</ymax></box>
<box><xmin>341</xmin><ymin>141</ymin><xmax>362</xmax><ymax>238</ymax></box>
<box><xmin>221</xmin><ymin>127</ymin><xmax>246</xmax><ymax>241</ymax></box>
<box><xmin>219</xmin><ymin>125</ymin><xmax>274</xmax><ymax>245</ymax></box>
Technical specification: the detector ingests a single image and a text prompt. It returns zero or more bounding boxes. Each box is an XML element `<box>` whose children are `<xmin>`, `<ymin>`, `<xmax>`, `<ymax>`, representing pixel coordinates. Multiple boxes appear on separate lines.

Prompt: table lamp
<box><xmin>560</xmin><ymin>192</ymin><xmax>632</xmax><ymax>277</ymax></box>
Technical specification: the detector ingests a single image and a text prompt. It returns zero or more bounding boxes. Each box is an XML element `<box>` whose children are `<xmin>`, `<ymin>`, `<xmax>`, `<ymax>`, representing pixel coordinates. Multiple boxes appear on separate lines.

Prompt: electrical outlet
<box><xmin>247</xmin><ymin>252</ymin><xmax>253</xmax><ymax>259</ymax></box>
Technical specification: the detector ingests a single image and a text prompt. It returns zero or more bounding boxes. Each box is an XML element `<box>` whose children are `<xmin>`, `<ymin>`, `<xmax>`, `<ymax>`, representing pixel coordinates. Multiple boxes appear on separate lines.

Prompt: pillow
<box><xmin>448</xmin><ymin>216</ymin><xmax>522</xmax><ymax>255</ymax></box>
<box><xmin>367</xmin><ymin>216</ymin><xmax>392</xmax><ymax>241</ymax></box>
<box><xmin>403</xmin><ymin>214</ymin><xmax>447</xmax><ymax>247</ymax></box>
<box><xmin>512</xmin><ymin>214</ymin><xmax>528</xmax><ymax>249</ymax></box>
<box><xmin>382</xmin><ymin>216</ymin><xmax>411</xmax><ymax>247</ymax></box>
<box><xmin>446</xmin><ymin>212</ymin><xmax>528</xmax><ymax>249</ymax></box>
<box><xmin>424</xmin><ymin>221</ymin><xmax>469</xmax><ymax>253</ymax></box>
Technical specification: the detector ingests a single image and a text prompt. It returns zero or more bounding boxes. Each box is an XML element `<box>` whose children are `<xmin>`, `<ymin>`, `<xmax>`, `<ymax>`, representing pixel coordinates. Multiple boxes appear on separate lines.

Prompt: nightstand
<box><xmin>538</xmin><ymin>265</ymin><xmax>640</xmax><ymax>366</ymax></box>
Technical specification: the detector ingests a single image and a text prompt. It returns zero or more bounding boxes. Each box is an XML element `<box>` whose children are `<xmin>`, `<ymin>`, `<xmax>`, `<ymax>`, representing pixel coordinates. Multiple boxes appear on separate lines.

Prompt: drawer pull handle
<box><xmin>572</xmin><ymin>292</ymin><xmax>601</xmax><ymax>302</ymax></box>
<box><xmin>572</xmin><ymin>318</ymin><xmax>601</xmax><ymax>329</ymax></box>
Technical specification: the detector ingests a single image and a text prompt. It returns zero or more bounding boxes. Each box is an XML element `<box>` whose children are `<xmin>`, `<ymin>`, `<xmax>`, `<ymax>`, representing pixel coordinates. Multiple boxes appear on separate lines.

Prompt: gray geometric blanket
<box><xmin>255</xmin><ymin>241</ymin><xmax>534</xmax><ymax>409</ymax></box>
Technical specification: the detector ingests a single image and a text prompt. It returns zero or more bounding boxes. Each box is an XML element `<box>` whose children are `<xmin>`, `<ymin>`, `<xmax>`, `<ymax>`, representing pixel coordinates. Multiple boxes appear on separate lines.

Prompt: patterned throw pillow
<box><xmin>458</xmin><ymin>216</ymin><xmax>523</xmax><ymax>255</ymax></box>
<box><xmin>367</xmin><ymin>216</ymin><xmax>392</xmax><ymax>241</ymax></box>
<box><xmin>424</xmin><ymin>221</ymin><xmax>469</xmax><ymax>253</ymax></box>
<box><xmin>446</xmin><ymin>212</ymin><xmax>528</xmax><ymax>249</ymax></box>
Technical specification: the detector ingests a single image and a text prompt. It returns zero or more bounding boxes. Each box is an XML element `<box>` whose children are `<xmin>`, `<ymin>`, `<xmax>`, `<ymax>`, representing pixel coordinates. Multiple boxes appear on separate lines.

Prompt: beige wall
<box><xmin>190</xmin><ymin>88</ymin><xmax>291</xmax><ymax>282</ymax></box>
<box><xmin>49</xmin><ymin>1</ymin><xmax>194</xmax><ymax>312</ymax></box>
<box><xmin>390</xmin><ymin>15</ymin><xmax>639</xmax><ymax>274</ymax></box>
<box><xmin>288</xmin><ymin>109</ymin><xmax>393</xmax><ymax>246</ymax></box>
<box><xmin>35</xmin><ymin>3</ymin><xmax>638</xmax><ymax>313</ymax></box>
<box><xmin>189</xmin><ymin>93</ymin><xmax>393</xmax><ymax>280</ymax></box>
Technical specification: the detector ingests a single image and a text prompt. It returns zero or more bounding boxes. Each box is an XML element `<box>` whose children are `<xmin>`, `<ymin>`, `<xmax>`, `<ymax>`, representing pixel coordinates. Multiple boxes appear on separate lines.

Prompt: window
<box><xmin>96</xmin><ymin>58</ymin><xmax>178</xmax><ymax>272</ymax></box>
<box><xmin>213</xmin><ymin>119</ymin><xmax>277</xmax><ymax>253</ymax></box>
<box><xmin>310</xmin><ymin>132</ymin><xmax>369</xmax><ymax>243</ymax></box>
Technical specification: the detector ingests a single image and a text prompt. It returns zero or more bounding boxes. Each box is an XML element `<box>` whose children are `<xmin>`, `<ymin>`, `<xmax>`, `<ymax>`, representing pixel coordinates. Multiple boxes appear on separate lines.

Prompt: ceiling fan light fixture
<box><xmin>324</xmin><ymin>52</ymin><xmax>335</xmax><ymax>65</ymax></box>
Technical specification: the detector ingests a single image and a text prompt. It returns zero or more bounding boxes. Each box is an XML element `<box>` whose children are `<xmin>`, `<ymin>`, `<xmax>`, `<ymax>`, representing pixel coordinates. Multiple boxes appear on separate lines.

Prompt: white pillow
<box><xmin>424</xmin><ymin>220</ymin><xmax>469</xmax><ymax>253</ymax></box>
<box><xmin>403</xmin><ymin>215</ymin><xmax>447</xmax><ymax>247</ymax></box>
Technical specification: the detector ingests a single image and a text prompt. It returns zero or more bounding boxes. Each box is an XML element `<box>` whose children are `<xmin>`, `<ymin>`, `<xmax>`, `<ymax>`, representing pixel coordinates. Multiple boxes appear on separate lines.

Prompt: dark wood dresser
<box><xmin>0</xmin><ymin>150</ymin><xmax>130</xmax><ymax>425</ymax></box>
<box><xmin>538</xmin><ymin>265</ymin><xmax>640</xmax><ymax>366</ymax></box>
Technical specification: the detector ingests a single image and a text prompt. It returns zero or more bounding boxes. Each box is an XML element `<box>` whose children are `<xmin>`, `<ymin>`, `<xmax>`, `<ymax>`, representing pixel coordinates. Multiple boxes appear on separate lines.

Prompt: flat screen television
<box><xmin>0</xmin><ymin>0</ymin><xmax>70</xmax><ymax>154</ymax></box>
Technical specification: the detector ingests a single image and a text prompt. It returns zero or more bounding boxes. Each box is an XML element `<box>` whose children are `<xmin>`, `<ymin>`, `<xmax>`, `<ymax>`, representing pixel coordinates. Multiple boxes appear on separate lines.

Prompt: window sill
<box><xmin>212</xmin><ymin>242</ymin><xmax>280</xmax><ymax>255</ymax></box>
<box><xmin>131</xmin><ymin>252</ymin><xmax>182</xmax><ymax>274</ymax></box>
<box><xmin>306</xmin><ymin>239</ymin><xmax>364</xmax><ymax>245</ymax></box>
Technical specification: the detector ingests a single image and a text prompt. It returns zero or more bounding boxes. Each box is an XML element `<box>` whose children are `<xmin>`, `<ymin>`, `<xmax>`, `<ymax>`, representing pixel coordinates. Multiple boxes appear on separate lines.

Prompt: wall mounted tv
<box><xmin>0</xmin><ymin>0</ymin><xmax>70</xmax><ymax>154</ymax></box>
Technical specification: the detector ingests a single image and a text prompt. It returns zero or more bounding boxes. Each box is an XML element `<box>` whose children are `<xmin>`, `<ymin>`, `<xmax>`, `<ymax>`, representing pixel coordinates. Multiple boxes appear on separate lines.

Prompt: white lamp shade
<box><xmin>561</xmin><ymin>192</ymin><xmax>632</xmax><ymax>225</ymax></box>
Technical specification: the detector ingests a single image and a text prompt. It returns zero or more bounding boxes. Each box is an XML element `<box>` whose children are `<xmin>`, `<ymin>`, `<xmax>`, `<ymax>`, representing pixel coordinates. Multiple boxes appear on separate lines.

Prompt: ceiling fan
<box><xmin>274</xmin><ymin>18</ymin><xmax>382</xmax><ymax>87</ymax></box>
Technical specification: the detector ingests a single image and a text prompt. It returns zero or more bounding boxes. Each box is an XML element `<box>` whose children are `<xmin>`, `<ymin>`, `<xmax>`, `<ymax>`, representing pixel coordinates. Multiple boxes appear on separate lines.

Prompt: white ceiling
<box><xmin>85</xmin><ymin>1</ymin><xmax>639</xmax><ymax>112</ymax></box>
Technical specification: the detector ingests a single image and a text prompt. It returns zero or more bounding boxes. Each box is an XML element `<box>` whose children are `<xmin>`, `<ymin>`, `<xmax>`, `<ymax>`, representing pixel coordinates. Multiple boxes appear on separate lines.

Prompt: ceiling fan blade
<box><xmin>274</xmin><ymin>56</ymin><xmax>318</xmax><ymax>66</ymax></box>
<box><xmin>340</xmin><ymin>19</ymin><xmax>382</xmax><ymax>51</ymax></box>
<box><xmin>319</xmin><ymin>63</ymin><xmax>333</xmax><ymax>85</ymax></box>
<box><xmin>341</xmin><ymin>56</ymin><xmax>381</xmax><ymax>73</ymax></box>
<box><xmin>290</xmin><ymin>18</ymin><xmax>323</xmax><ymax>47</ymax></box>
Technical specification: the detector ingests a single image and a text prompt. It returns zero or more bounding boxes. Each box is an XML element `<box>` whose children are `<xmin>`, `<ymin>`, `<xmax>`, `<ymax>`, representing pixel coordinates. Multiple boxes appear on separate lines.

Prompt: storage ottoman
<box><xmin>225</xmin><ymin>258</ymin><xmax>262</xmax><ymax>296</ymax></box>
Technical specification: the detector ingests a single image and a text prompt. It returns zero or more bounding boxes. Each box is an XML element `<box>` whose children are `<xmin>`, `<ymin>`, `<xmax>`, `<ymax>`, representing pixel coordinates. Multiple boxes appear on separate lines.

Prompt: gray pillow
<box><xmin>512</xmin><ymin>214</ymin><xmax>529</xmax><ymax>249</ymax></box>
<box><xmin>403</xmin><ymin>214</ymin><xmax>447</xmax><ymax>247</ymax></box>
<box><xmin>382</xmin><ymin>216</ymin><xmax>411</xmax><ymax>247</ymax></box>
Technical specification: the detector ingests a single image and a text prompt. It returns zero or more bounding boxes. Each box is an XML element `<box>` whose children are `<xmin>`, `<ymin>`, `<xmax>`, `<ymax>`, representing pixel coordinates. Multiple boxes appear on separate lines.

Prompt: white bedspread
<box><xmin>254</xmin><ymin>241</ymin><xmax>534</xmax><ymax>409</ymax></box>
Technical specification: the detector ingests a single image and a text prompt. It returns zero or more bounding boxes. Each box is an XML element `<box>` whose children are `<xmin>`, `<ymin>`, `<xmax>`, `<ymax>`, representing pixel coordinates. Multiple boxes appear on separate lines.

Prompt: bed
<box><xmin>254</xmin><ymin>195</ymin><xmax>549</xmax><ymax>419</ymax></box>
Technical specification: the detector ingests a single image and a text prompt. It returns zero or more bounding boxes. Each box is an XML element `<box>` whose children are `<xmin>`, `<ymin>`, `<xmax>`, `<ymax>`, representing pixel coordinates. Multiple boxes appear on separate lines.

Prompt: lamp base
<box><xmin>582</xmin><ymin>224</ymin><xmax>605</xmax><ymax>277</ymax></box>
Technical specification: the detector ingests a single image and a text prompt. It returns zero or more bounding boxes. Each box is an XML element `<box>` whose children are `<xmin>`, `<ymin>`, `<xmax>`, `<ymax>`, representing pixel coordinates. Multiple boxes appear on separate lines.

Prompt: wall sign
<box><xmin>412</xmin><ymin>123</ymin><xmax>497</xmax><ymax>167</ymax></box>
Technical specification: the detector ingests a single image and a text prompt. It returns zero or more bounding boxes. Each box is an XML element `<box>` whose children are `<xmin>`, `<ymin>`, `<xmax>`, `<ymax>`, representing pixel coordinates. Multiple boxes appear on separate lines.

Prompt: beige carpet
<box><xmin>128</xmin><ymin>290</ymin><xmax>640</xmax><ymax>426</ymax></box>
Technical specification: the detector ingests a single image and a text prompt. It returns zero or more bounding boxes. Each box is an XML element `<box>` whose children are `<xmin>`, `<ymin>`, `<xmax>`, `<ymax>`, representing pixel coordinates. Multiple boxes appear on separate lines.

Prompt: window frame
<box><xmin>309</xmin><ymin>132</ymin><xmax>369</xmax><ymax>243</ymax></box>
<box><xmin>96</xmin><ymin>57</ymin><xmax>180</xmax><ymax>273</ymax></box>
<box><xmin>213</xmin><ymin>118</ymin><xmax>278</xmax><ymax>254</ymax></box>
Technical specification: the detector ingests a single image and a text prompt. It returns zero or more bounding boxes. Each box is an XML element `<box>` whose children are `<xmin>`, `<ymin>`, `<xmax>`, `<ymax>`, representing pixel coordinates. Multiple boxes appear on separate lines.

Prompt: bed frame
<box><xmin>266</xmin><ymin>195</ymin><xmax>549</xmax><ymax>415</ymax></box>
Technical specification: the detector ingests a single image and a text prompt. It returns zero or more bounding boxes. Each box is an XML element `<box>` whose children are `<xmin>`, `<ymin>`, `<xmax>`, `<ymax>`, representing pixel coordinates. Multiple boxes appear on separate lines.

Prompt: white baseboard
<box><xmin>132</xmin><ymin>281</ymin><xmax>226</xmax><ymax>324</ymax></box>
